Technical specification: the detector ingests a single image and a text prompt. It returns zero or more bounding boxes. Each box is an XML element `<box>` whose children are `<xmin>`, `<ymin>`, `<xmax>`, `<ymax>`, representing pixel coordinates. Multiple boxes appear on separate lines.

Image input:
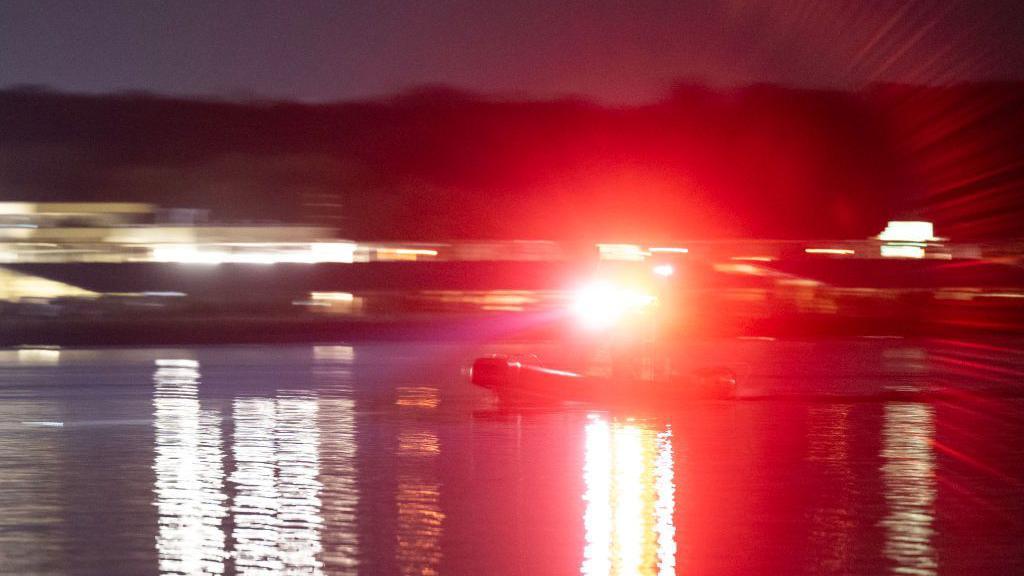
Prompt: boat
<box><xmin>470</xmin><ymin>354</ymin><xmax>737</xmax><ymax>406</ymax></box>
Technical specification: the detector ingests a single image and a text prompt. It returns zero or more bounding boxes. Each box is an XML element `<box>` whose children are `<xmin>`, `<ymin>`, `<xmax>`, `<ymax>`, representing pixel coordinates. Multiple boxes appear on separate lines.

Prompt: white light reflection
<box><xmin>614</xmin><ymin>426</ymin><xmax>644</xmax><ymax>574</ymax></box>
<box><xmin>276</xmin><ymin>394</ymin><xmax>325</xmax><ymax>574</ymax></box>
<box><xmin>314</xmin><ymin>346</ymin><xmax>360</xmax><ymax>572</ymax></box>
<box><xmin>230</xmin><ymin>398</ymin><xmax>282</xmax><ymax>574</ymax></box>
<box><xmin>653</xmin><ymin>428</ymin><xmax>676</xmax><ymax>576</ymax></box>
<box><xmin>152</xmin><ymin>360</ymin><xmax>228</xmax><ymax>575</ymax></box>
<box><xmin>582</xmin><ymin>416</ymin><xmax>676</xmax><ymax>576</ymax></box>
<box><xmin>230</xmin><ymin>394</ymin><xmax>325</xmax><ymax>576</ymax></box>
<box><xmin>880</xmin><ymin>403</ymin><xmax>938</xmax><ymax>576</ymax></box>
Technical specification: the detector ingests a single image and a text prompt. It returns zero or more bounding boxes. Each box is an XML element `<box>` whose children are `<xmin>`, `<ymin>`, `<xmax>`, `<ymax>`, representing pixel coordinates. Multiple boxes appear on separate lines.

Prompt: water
<box><xmin>0</xmin><ymin>339</ymin><xmax>1023</xmax><ymax>575</ymax></box>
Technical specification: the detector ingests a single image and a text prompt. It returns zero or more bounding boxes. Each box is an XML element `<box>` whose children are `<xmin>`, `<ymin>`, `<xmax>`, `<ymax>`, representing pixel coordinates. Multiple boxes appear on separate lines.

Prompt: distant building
<box><xmin>0</xmin><ymin>202</ymin><xmax>154</xmax><ymax>227</ymax></box>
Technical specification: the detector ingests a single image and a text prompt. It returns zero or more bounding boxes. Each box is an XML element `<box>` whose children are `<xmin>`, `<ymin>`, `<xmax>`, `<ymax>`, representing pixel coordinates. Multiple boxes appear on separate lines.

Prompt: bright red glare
<box><xmin>570</xmin><ymin>281</ymin><xmax>656</xmax><ymax>331</ymax></box>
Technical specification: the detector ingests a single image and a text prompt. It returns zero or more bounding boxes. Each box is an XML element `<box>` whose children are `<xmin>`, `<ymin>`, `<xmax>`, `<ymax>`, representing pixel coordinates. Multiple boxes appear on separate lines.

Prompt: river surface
<box><xmin>1</xmin><ymin>339</ymin><xmax>1023</xmax><ymax>575</ymax></box>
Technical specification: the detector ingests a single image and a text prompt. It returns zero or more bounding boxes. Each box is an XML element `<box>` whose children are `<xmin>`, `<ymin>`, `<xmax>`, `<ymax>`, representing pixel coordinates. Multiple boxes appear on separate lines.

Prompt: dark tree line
<box><xmin>2</xmin><ymin>82</ymin><xmax>1022</xmax><ymax>240</ymax></box>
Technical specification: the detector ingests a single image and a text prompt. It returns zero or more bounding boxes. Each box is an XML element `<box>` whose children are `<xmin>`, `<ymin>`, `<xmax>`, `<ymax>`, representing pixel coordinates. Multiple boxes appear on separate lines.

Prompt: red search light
<box><xmin>570</xmin><ymin>281</ymin><xmax>656</xmax><ymax>331</ymax></box>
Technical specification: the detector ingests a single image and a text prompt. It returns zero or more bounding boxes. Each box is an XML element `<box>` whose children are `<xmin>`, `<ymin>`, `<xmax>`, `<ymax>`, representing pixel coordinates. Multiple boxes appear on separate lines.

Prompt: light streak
<box><xmin>805</xmin><ymin>248</ymin><xmax>855</xmax><ymax>255</ymax></box>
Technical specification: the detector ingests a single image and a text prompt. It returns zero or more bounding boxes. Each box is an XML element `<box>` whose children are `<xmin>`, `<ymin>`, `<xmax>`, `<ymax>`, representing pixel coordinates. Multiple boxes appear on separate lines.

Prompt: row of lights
<box><xmin>598</xmin><ymin>221</ymin><xmax>939</xmax><ymax>266</ymax></box>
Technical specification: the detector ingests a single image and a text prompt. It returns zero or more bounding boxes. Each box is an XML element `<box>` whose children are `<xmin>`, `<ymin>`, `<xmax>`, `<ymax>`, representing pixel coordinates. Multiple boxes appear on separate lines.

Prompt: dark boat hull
<box><xmin>471</xmin><ymin>355</ymin><xmax>737</xmax><ymax>406</ymax></box>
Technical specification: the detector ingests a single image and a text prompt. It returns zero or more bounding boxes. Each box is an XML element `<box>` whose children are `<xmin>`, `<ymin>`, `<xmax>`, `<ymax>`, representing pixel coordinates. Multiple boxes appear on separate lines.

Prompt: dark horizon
<box><xmin>3</xmin><ymin>80</ymin><xmax>1024</xmax><ymax>242</ymax></box>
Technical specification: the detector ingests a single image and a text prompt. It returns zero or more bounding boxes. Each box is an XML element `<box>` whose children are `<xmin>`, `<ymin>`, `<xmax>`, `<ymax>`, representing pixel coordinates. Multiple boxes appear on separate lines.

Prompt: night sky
<box><xmin>2</xmin><ymin>0</ymin><xmax>1023</xmax><ymax>103</ymax></box>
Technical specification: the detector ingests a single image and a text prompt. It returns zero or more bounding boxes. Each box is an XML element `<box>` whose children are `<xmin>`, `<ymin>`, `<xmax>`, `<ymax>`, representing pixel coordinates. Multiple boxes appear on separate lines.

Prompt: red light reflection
<box><xmin>582</xmin><ymin>416</ymin><xmax>675</xmax><ymax>575</ymax></box>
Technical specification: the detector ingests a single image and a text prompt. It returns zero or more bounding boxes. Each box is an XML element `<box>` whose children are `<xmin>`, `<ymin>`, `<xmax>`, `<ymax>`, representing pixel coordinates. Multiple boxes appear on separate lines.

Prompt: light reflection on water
<box><xmin>582</xmin><ymin>416</ymin><xmax>676</xmax><ymax>576</ymax></box>
<box><xmin>1</xmin><ymin>342</ymin><xmax>1022</xmax><ymax>575</ymax></box>
<box><xmin>395</xmin><ymin>386</ymin><xmax>444</xmax><ymax>576</ymax></box>
<box><xmin>229</xmin><ymin>398</ymin><xmax>282</xmax><ymax>574</ymax></box>
<box><xmin>274</xmin><ymin>394</ymin><xmax>324</xmax><ymax>574</ymax></box>
<box><xmin>653</xmin><ymin>428</ymin><xmax>676</xmax><ymax>576</ymax></box>
<box><xmin>154</xmin><ymin>358</ymin><xmax>335</xmax><ymax>575</ymax></box>
<box><xmin>315</xmin><ymin>346</ymin><xmax>360</xmax><ymax>573</ymax></box>
<box><xmin>396</xmin><ymin>386</ymin><xmax>441</xmax><ymax>409</ymax></box>
<box><xmin>805</xmin><ymin>405</ymin><xmax>855</xmax><ymax>572</ymax></box>
<box><xmin>0</xmin><ymin>399</ymin><xmax>66</xmax><ymax>572</ymax></box>
<box><xmin>880</xmin><ymin>402</ymin><xmax>938</xmax><ymax>576</ymax></box>
<box><xmin>230</xmin><ymin>394</ymin><xmax>324</xmax><ymax>575</ymax></box>
<box><xmin>152</xmin><ymin>360</ymin><xmax>229</xmax><ymax>575</ymax></box>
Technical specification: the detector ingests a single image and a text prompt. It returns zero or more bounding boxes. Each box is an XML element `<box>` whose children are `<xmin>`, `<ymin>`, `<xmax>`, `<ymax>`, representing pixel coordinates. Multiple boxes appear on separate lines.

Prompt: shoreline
<box><xmin>3</xmin><ymin>314</ymin><xmax>1022</xmax><ymax>347</ymax></box>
